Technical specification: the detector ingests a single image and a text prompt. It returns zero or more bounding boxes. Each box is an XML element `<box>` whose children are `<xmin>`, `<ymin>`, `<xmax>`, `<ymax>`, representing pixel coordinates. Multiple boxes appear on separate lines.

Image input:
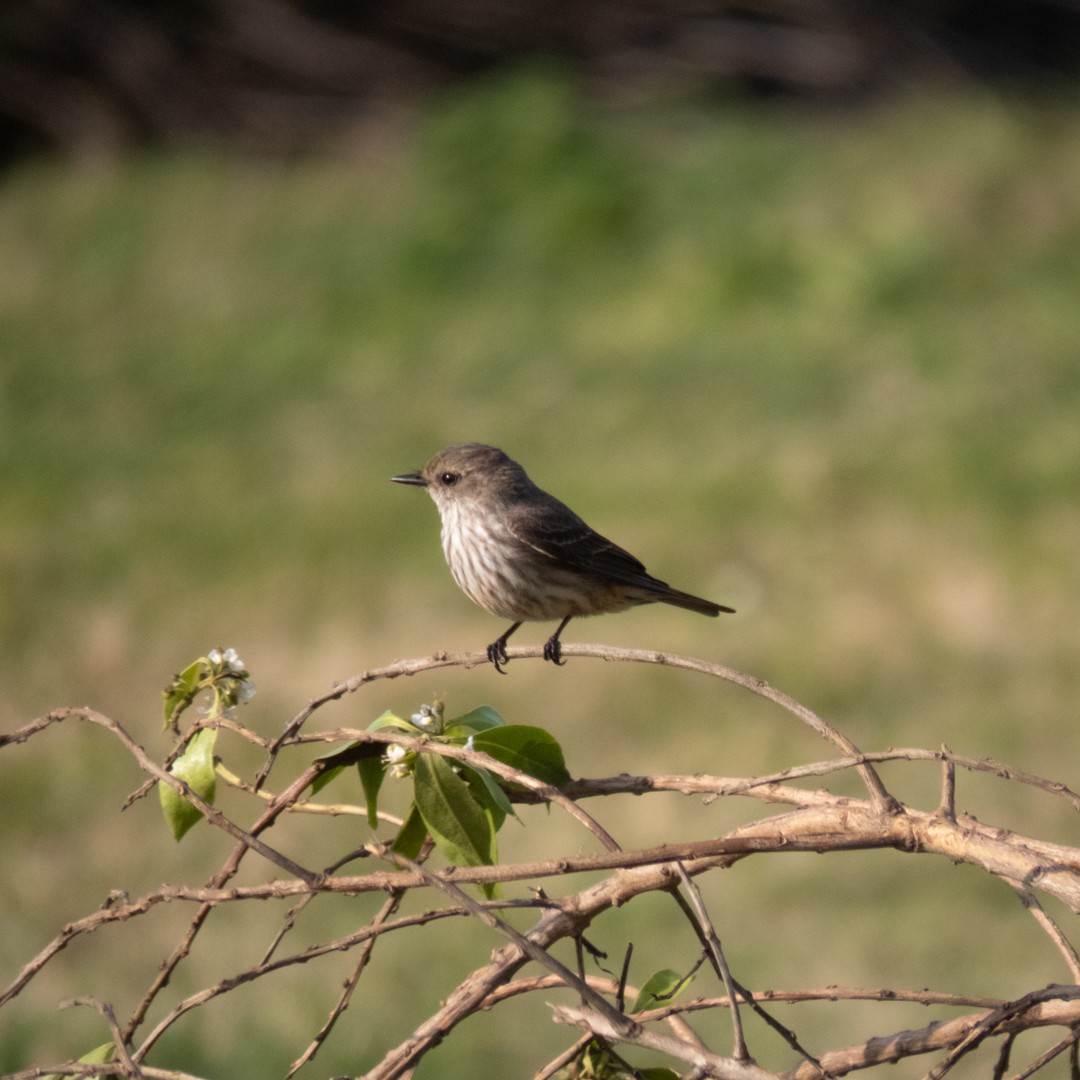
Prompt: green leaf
<box><xmin>472</xmin><ymin>725</ymin><xmax>571</xmax><ymax>785</ymax></box>
<box><xmin>358</xmin><ymin>753</ymin><xmax>386</xmax><ymax>829</ymax></box>
<box><xmin>442</xmin><ymin>705</ymin><xmax>506</xmax><ymax>737</ymax></box>
<box><xmin>310</xmin><ymin>739</ymin><xmax>384</xmax><ymax>791</ymax></box>
<box><xmin>159</xmin><ymin>728</ymin><xmax>218</xmax><ymax>841</ymax></box>
<box><xmin>43</xmin><ymin>1040</ymin><xmax>121</xmax><ymax>1080</ymax></box>
<box><xmin>368</xmin><ymin>709</ymin><xmax>417</xmax><ymax>734</ymax></box>
<box><xmin>310</xmin><ymin>763</ymin><xmax>344</xmax><ymax>796</ymax></box>
<box><xmin>461</xmin><ymin>765</ymin><xmax>515</xmax><ymax>830</ymax></box>
<box><xmin>413</xmin><ymin>754</ymin><xmax>496</xmax><ymax>871</ymax></box>
<box><xmin>310</xmin><ymin>738</ymin><xmax>393</xmax><ymax>814</ymax></box>
<box><xmin>391</xmin><ymin>803</ymin><xmax>428</xmax><ymax>859</ymax></box>
<box><xmin>578</xmin><ymin>1039</ymin><xmax>612</xmax><ymax>1075</ymax></box>
<box><xmin>632</xmin><ymin>968</ymin><xmax>691</xmax><ymax>1013</ymax></box>
<box><xmin>162</xmin><ymin>658</ymin><xmax>205</xmax><ymax>728</ymax></box>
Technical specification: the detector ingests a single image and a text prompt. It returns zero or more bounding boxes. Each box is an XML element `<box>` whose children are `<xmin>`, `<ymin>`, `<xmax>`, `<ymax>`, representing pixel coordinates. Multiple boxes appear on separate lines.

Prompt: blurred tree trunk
<box><xmin>1</xmin><ymin>0</ymin><xmax>1077</xmax><ymax>164</ymax></box>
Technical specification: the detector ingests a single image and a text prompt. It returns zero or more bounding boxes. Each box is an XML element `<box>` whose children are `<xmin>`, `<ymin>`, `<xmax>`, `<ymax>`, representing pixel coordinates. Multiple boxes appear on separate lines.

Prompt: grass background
<box><xmin>2</xmin><ymin>68</ymin><xmax>1080</xmax><ymax>1076</ymax></box>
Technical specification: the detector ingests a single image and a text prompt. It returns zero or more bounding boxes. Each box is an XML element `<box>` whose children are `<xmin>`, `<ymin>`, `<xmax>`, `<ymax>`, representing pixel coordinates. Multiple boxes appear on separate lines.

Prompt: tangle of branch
<box><xmin>2</xmin><ymin>645</ymin><xmax>1078</xmax><ymax>1080</ymax></box>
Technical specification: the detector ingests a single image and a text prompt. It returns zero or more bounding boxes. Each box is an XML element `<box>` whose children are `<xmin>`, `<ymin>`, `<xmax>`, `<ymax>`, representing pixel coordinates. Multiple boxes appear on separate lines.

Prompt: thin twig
<box><xmin>532</xmin><ymin>1032</ymin><xmax>594</xmax><ymax>1079</ymax></box>
<box><xmin>126</xmin><ymin>756</ymin><xmax>333</xmax><ymax>1046</ymax></box>
<box><xmin>371</xmin><ymin>842</ymin><xmax>633</xmax><ymax>1030</ymax></box>
<box><xmin>925</xmin><ymin>985</ymin><xmax>1080</xmax><ymax>1079</ymax></box>
<box><xmin>672</xmin><ymin>862</ymin><xmax>748</xmax><ymax>1061</ymax></box>
<box><xmin>550</xmin><ymin>1001</ymin><xmax>781</xmax><ymax>1079</ymax></box>
<box><xmin>60</xmin><ymin>997</ymin><xmax>142</xmax><ymax>1077</ymax></box>
<box><xmin>286</xmin><ymin>885</ymin><xmax>409</xmax><ymax>1077</ymax></box>
<box><xmin>1004</xmin><ymin>878</ymin><xmax>1080</xmax><ymax>983</ymax></box>
<box><xmin>665</xmin><ymin>882</ymin><xmax>824</xmax><ymax>1073</ymax></box>
<box><xmin>939</xmin><ymin>744</ymin><xmax>957</xmax><ymax>823</ymax></box>
<box><xmin>1006</xmin><ymin>1028</ymin><xmax>1080</xmax><ymax>1080</ymax></box>
<box><xmin>786</xmin><ymin>987</ymin><xmax>1080</xmax><ymax>1079</ymax></box>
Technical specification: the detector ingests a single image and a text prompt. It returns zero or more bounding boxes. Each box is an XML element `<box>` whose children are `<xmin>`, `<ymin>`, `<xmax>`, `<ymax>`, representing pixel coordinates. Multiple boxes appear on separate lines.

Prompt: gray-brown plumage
<box><xmin>392</xmin><ymin>443</ymin><xmax>734</xmax><ymax>672</ymax></box>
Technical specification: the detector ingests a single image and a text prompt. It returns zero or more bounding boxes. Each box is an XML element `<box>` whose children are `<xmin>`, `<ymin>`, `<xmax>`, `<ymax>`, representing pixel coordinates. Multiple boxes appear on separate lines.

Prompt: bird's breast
<box><xmin>437</xmin><ymin>502</ymin><xmax>643</xmax><ymax>621</ymax></box>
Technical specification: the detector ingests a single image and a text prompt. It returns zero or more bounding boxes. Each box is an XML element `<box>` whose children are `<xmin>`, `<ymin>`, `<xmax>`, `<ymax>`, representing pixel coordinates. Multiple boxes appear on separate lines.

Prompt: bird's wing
<box><xmin>506</xmin><ymin>499</ymin><xmax>665</xmax><ymax>587</ymax></box>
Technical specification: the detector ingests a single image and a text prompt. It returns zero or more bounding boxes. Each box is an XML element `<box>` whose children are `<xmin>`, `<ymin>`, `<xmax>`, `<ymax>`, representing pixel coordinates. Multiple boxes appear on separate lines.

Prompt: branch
<box><xmin>785</xmin><ymin>986</ymin><xmax>1080</xmax><ymax>1079</ymax></box>
<box><xmin>1004</xmin><ymin>879</ymin><xmax>1080</xmax><ymax>982</ymax></box>
<box><xmin>258</xmin><ymin>644</ymin><xmax>899</xmax><ymax>814</ymax></box>
<box><xmin>8</xmin><ymin>648</ymin><xmax>1080</xmax><ymax>1077</ymax></box>
<box><xmin>551</xmin><ymin>1001</ymin><xmax>781</xmax><ymax>1079</ymax></box>
<box><xmin>8</xmin><ymin>783</ymin><xmax>1078</xmax><ymax>1018</ymax></box>
<box><xmin>126</xmin><ymin>755</ymin><xmax>336</xmax><ymax>1043</ymax></box>
<box><xmin>7</xmin><ymin>708</ymin><xmax>319</xmax><ymax>883</ymax></box>
<box><xmin>672</xmin><ymin>862</ymin><xmax>750</xmax><ymax>1061</ymax></box>
<box><xmin>357</xmin><ymin>853</ymin><xmax>717</xmax><ymax>1080</ymax></box>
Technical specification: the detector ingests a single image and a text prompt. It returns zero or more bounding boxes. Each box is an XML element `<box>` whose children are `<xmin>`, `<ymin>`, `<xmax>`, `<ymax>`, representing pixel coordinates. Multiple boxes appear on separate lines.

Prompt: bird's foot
<box><xmin>542</xmin><ymin>616</ymin><xmax>572</xmax><ymax>666</ymax></box>
<box><xmin>487</xmin><ymin>639</ymin><xmax>510</xmax><ymax>675</ymax></box>
<box><xmin>542</xmin><ymin>635</ymin><xmax>565</xmax><ymax>666</ymax></box>
<box><xmin>487</xmin><ymin>621</ymin><xmax>522</xmax><ymax>674</ymax></box>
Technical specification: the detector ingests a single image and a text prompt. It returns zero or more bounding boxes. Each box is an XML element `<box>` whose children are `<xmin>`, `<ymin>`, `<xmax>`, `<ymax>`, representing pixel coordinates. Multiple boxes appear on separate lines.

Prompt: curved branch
<box><xmin>261</xmin><ymin>644</ymin><xmax>899</xmax><ymax>813</ymax></box>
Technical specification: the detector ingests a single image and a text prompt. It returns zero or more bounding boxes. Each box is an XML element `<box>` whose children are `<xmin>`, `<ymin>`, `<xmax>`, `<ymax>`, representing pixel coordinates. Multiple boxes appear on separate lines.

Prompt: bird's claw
<box><xmin>487</xmin><ymin>640</ymin><xmax>510</xmax><ymax>674</ymax></box>
<box><xmin>542</xmin><ymin>637</ymin><xmax>565</xmax><ymax>666</ymax></box>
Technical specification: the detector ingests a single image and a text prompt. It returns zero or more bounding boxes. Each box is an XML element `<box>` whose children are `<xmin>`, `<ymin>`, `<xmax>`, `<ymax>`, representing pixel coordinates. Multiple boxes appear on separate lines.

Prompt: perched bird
<box><xmin>392</xmin><ymin>443</ymin><xmax>733</xmax><ymax>672</ymax></box>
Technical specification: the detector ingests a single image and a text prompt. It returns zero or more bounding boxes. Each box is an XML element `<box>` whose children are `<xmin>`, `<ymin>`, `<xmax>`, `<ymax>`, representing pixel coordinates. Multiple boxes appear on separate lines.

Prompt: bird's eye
<box><xmin>440</xmin><ymin>472</ymin><xmax>459</xmax><ymax>486</ymax></box>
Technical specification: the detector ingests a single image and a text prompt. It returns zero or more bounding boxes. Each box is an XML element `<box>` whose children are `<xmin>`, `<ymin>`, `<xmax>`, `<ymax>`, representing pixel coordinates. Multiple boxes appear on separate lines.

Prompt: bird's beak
<box><xmin>391</xmin><ymin>470</ymin><xmax>427</xmax><ymax>487</ymax></box>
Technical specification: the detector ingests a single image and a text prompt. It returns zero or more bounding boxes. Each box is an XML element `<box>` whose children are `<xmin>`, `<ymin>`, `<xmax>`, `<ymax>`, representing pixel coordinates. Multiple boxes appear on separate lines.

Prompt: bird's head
<box><xmin>392</xmin><ymin>443</ymin><xmax>528</xmax><ymax>513</ymax></box>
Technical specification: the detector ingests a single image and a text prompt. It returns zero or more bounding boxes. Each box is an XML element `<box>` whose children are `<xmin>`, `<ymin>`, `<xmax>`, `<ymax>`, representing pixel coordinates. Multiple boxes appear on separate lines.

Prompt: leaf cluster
<box><xmin>313</xmin><ymin>703</ymin><xmax>570</xmax><ymax>893</ymax></box>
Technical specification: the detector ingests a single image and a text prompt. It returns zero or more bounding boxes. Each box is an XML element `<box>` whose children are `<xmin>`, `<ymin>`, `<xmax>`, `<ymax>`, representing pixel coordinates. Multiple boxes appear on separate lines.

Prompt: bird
<box><xmin>392</xmin><ymin>443</ymin><xmax>734</xmax><ymax>673</ymax></box>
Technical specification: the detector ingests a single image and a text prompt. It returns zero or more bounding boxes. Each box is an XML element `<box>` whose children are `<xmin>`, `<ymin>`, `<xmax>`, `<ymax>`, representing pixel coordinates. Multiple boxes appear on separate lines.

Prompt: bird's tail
<box><xmin>656</xmin><ymin>587</ymin><xmax>734</xmax><ymax>617</ymax></box>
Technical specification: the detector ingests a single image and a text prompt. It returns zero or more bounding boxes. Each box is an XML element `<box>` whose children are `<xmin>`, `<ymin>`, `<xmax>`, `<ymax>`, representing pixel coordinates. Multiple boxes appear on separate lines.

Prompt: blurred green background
<box><xmin>2</xmin><ymin>59</ymin><xmax>1080</xmax><ymax>1077</ymax></box>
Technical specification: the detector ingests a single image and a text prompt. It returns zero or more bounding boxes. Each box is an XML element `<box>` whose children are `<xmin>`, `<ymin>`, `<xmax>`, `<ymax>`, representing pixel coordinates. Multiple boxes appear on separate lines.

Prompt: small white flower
<box><xmin>384</xmin><ymin>744</ymin><xmax>411</xmax><ymax>779</ymax></box>
<box><xmin>412</xmin><ymin>707</ymin><xmax>435</xmax><ymax>728</ymax></box>
<box><xmin>464</xmin><ymin>735</ymin><xmax>476</xmax><ymax>753</ymax></box>
<box><xmin>208</xmin><ymin>648</ymin><xmax>222</xmax><ymax>666</ymax></box>
<box><xmin>223</xmin><ymin>648</ymin><xmax>245</xmax><ymax>672</ymax></box>
<box><xmin>235</xmin><ymin>678</ymin><xmax>256</xmax><ymax>703</ymax></box>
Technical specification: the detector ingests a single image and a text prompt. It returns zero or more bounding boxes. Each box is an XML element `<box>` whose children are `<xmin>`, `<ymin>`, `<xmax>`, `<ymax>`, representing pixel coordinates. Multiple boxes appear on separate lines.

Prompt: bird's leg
<box><xmin>487</xmin><ymin>622</ymin><xmax>522</xmax><ymax>674</ymax></box>
<box><xmin>542</xmin><ymin>616</ymin><xmax>573</xmax><ymax>666</ymax></box>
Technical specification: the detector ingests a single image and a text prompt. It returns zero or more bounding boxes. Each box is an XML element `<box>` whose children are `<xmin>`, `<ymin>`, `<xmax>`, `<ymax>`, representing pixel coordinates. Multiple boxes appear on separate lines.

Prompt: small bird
<box><xmin>393</xmin><ymin>443</ymin><xmax>733</xmax><ymax>672</ymax></box>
